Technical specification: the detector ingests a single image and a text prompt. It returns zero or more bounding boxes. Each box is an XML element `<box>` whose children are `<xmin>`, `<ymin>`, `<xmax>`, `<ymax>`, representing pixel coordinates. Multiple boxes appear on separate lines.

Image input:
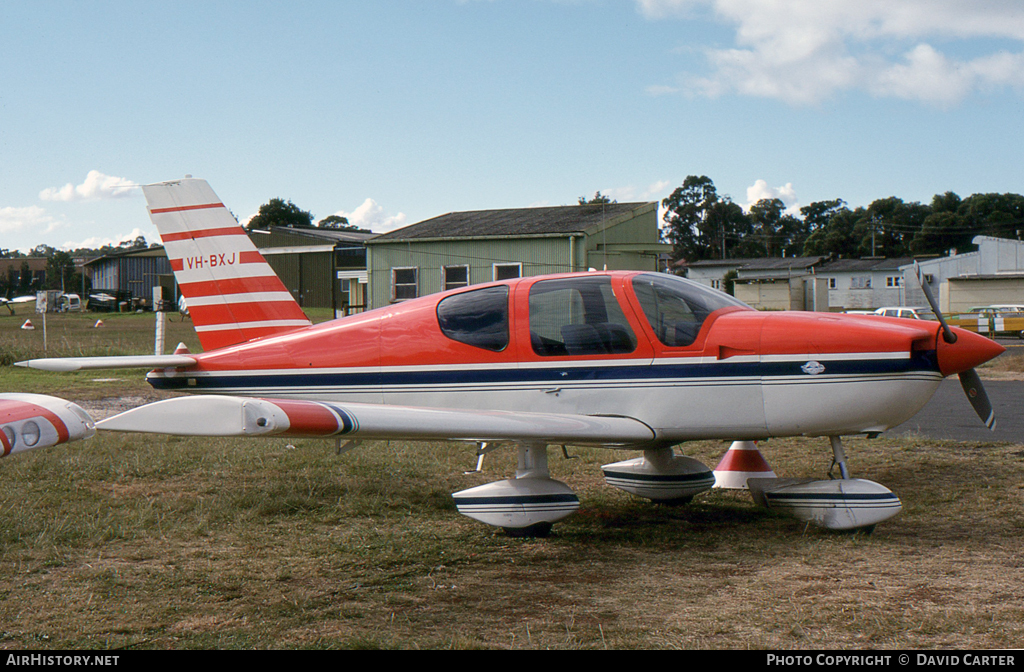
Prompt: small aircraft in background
<box><xmin>2</xmin><ymin>179</ymin><xmax>1006</xmax><ymax>535</ymax></box>
<box><xmin>0</xmin><ymin>295</ymin><xmax>35</xmax><ymax>315</ymax></box>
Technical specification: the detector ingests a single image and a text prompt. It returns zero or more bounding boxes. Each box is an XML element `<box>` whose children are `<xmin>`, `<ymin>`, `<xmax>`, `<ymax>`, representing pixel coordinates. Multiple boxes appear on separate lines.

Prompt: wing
<box><xmin>0</xmin><ymin>394</ymin><xmax>96</xmax><ymax>456</ymax></box>
<box><xmin>16</xmin><ymin>355</ymin><xmax>197</xmax><ymax>372</ymax></box>
<box><xmin>94</xmin><ymin>395</ymin><xmax>656</xmax><ymax>447</ymax></box>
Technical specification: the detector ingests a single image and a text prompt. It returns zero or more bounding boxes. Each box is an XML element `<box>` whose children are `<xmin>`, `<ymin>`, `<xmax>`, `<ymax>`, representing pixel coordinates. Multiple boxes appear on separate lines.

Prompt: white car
<box><xmin>873</xmin><ymin>306</ymin><xmax>937</xmax><ymax>320</ymax></box>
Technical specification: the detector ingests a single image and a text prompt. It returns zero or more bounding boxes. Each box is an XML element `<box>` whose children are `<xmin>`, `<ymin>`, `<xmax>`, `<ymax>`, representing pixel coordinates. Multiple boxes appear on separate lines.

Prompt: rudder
<box><xmin>143</xmin><ymin>178</ymin><xmax>311</xmax><ymax>351</ymax></box>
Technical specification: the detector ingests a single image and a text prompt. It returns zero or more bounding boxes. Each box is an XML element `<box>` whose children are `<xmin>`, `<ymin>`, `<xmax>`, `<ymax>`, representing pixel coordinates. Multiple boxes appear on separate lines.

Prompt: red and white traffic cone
<box><xmin>93</xmin><ymin>320</ymin><xmax>104</xmax><ymax>328</ymax></box>
<box><xmin>20</xmin><ymin>320</ymin><xmax>34</xmax><ymax>330</ymax></box>
<box><xmin>713</xmin><ymin>441</ymin><xmax>776</xmax><ymax>490</ymax></box>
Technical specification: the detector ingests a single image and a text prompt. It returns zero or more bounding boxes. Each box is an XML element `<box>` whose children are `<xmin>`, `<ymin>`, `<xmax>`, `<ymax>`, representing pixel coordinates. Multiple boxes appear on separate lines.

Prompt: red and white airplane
<box><xmin>3</xmin><ymin>178</ymin><xmax>1006</xmax><ymax>535</ymax></box>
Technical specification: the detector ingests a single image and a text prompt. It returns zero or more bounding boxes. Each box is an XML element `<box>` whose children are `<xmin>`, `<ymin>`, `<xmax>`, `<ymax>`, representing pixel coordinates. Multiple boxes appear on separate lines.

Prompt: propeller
<box><xmin>913</xmin><ymin>262</ymin><xmax>996</xmax><ymax>430</ymax></box>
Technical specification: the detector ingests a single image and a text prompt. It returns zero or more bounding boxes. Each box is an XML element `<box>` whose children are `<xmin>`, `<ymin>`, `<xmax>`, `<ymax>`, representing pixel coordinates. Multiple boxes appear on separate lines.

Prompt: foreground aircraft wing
<box><xmin>95</xmin><ymin>395</ymin><xmax>656</xmax><ymax>447</ymax></box>
<box><xmin>0</xmin><ymin>394</ymin><xmax>96</xmax><ymax>456</ymax></box>
<box><xmin>16</xmin><ymin>355</ymin><xmax>197</xmax><ymax>372</ymax></box>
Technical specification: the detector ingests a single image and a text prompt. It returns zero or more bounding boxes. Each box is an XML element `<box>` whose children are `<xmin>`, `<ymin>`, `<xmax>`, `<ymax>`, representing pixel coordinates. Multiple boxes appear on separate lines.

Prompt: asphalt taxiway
<box><xmin>885</xmin><ymin>341</ymin><xmax>1023</xmax><ymax>443</ymax></box>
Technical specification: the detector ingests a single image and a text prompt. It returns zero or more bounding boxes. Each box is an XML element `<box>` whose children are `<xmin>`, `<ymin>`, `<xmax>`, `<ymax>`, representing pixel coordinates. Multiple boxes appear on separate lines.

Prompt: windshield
<box><xmin>631</xmin><ymin>273</ymin><xmax>751</xmax><ymax>347</ymax></box>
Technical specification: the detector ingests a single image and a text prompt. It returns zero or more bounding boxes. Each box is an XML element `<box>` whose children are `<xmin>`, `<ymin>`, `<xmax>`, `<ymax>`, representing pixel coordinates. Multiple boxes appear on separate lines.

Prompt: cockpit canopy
<box><xmin>631</xmin><ymin>273</ymin><xmax>751</xmax><ymax>347</ymax></box>
<box><xmin>435</xmin><ymin>272</ymin><xmax>752</xmax><ymax>353</ymax></box>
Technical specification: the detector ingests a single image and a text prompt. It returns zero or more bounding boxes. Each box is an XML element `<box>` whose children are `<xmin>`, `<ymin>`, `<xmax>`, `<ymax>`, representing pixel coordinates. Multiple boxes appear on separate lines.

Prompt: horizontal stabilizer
<box><xmin>96</xmin><ymin>395</ymin><xmax>657</xmax><ymax>446</ymax></box>
<box><xmin>15</xmin><ymin>355</ymin><xmax>197</xmax><ymax>372</ymax></box>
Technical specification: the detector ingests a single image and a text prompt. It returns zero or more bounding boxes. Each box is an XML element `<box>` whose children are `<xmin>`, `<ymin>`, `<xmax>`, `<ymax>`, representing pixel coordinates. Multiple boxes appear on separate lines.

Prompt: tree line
<box><xmin>661</xmin><ymin>175</ymin><xmax>1024</xmax><ymax>263</ymax></box>
<box><xmin>0</xmin><ymin>195</ymin><xmax>372</xmax><ymax>298</ymax></box>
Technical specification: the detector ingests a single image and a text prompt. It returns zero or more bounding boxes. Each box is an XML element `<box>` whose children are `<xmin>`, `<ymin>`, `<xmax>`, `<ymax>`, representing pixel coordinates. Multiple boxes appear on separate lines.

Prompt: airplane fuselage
<box><xmin>146</xmin><ymin>271</ymin><xmax>966</xmax><ymax>442</ymax></box>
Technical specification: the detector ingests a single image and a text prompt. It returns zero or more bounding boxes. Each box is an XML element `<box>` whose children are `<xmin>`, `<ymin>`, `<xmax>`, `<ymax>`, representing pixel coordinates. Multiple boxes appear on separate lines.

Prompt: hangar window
<box><xmin>631</xmin><ymin>273</ymin><xmax>750</xmax><ymax>347</ymax></box>
<box><xmin>392</xmin><ymin>267</ymin><xmax>418</xmax><ymax>301</ymax></box>
<box><xmin>437</xmin><ymin>285</ymin><xmax>510</xmax><ymax>352</ymax></box>
<box><xmin>528</xmin><ymin>276</ymin><xmax>637</xmax><ymax>356</ymax></box>
<box><xmin>493</xmin><ymin>263</ymin><xmax>522</xmax><ymax>281</ymax></box>
<box><xmin>444</xmin><ymin>265</ymin><xmax>470</xmax><ymax>291</ymax></box>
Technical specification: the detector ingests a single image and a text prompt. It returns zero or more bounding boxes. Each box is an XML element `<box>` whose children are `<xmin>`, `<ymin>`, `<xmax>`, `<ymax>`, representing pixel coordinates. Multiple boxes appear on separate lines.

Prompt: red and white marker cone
<box><xmin>173</xmin><ymin>342</ymin><xmax>190</xmax><ymax>355</ymax></box>
<box><xmin>713</xmin><ymin>441</ymin><xmax>776</xmax><ymax>490</ymax></box>
<box><xmin>93</xmin><ymin>320</ymin><xmax>104</xmax><ymax>328</ymax></box>
<box><xmin>20</xmin><ymin>320</ymin><xmax>34</xmax><ymax>330</ymax></box>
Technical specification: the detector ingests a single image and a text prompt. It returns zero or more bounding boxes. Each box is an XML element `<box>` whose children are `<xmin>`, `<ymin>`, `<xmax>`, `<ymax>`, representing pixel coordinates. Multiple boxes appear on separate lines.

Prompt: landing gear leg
<box><xmin>829</xmin><ymin>436</ymin><xmax>850</xmax><ymax>480</ymax></box>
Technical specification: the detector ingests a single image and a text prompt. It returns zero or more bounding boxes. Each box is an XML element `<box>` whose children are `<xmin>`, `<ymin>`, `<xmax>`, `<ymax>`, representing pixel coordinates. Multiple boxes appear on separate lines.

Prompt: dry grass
<box><xmin>0</xmin><ymin>431</ymin><xmax>1020</xmax><ymax>650</ymax></box>
<box><xmin>984</xmin><ymin>345</ymin><xmax>1024</xmax><ymax>377</ymax></box>
<box><xmin>2</xmin><ymin>312</ymin><xmax>1023</xmax><ymax>649</ymax></box>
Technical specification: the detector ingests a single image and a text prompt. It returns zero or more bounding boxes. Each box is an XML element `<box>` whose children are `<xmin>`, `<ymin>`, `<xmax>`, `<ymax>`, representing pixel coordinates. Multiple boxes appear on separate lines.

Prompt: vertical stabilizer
<box><xmin>143</xmin><ymin>178</ymin><xmax>312</xmax><ymax>351</ymax></box>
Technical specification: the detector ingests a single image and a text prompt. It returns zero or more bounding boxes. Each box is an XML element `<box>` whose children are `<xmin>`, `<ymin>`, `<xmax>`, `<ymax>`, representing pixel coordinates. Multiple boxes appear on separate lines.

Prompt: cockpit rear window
<box><xmin>631</xmin><ymin>273</ymin><xmax>751</xmax><ymax>347</ymax></box>
<box><xmin>436</xmin><ymin>285</ymin><xmax>510</xmax><ymax>351</ymax></box>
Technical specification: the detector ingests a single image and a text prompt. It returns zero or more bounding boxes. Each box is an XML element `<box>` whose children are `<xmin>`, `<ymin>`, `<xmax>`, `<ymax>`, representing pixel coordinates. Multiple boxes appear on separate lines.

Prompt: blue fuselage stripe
<box><xmin>149</xmin><ymin>350</ymin><xmax>940</xmax><ymax>392</ymax></box>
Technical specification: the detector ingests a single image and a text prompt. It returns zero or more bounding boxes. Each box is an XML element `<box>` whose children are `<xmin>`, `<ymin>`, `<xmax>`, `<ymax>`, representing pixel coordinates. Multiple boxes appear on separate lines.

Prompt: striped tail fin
<box><xmin>143</xmin><ymin>178</ymin><xmax>312</xmax><ymax>351</ymax></box>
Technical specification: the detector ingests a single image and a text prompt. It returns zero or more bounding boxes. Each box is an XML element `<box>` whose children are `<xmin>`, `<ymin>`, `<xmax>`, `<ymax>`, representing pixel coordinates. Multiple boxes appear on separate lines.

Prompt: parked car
<box><xmin>968</xmin><ymin>304</ymin><xmax>1024</xmax><ymax>314</ymax></box>
<box><xmin>873</xmin><ymin>306</ymin><xmax>937</xmax><ymax>320</ymax></box>
<box><xmin>57</xmin><ymin>293</ymin><xmax>82</xmax><ymax>312</ymax></box>
<box><xmin>951</xmin><ymin>305</ymin><xmax>1024</xmax><ymax>339</ymax></box>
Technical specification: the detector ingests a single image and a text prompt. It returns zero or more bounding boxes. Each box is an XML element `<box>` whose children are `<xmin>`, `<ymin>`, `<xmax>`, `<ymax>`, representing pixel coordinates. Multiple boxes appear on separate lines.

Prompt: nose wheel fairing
<box><xmin>601</xmin><ymin>448</ymin><xmax>715</xmax><ymax>503</ymax></box>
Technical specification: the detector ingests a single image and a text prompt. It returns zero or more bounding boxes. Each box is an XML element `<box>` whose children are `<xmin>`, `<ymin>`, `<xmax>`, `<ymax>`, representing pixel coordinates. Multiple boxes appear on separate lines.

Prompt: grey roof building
<box><xmin>685</xmin><ymin>256</ymin><xmax>828</xmax><ymax>291</ymax></box>
<box><xmin>365</xmin><ymin>202</ymin><xmax>669</xmax><ymax>309</ymax></box>
<box><xmin>817</xmin><ymin>257</ymin><xmax>917</xmax><ymax>311</ymax></box>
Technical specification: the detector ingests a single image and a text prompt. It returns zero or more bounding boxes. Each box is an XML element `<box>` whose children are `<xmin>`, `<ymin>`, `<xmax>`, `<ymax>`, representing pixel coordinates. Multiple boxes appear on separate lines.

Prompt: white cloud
<box><xmin>61</xmin><ymin>228</ymin><xmax>153</xmax><ymax>251</ymax></box>
<box><xmin>642</xmin><ymin>180</ymin><xmax>672</xmax><ymax>199</ymax></box>
<box><xmin>745</xmin><ymin>179</ymin><xmax>800</xmax><ymax>213</ymax></box>
<box><xmin>332</xmin><ymin>198</ymin><xmax>408</xmax><ymax>233</ymax></box>
<box><xmin>0</xmin><ymin>206</ymin><xmax>61</xmax><ymax>236</ymax></box>
<box><xmin>597</xmin><ymin>180</ymin><xmax>673</xmax><ymax>202</ymax></box>
<box><xmin>40</xmin><ymin>170</ymin><xmax>137</xmax><ymax>202</ymax></box>
<box><xmin>638</xmin><ymin>0</ymin><xmax>1024</xmax><ymax>105</ymax></box>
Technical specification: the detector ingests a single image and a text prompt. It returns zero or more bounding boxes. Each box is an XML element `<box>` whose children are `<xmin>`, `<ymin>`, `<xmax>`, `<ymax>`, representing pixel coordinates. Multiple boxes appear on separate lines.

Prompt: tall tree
<box><xmin>579</xmin><ymin>191</ymin><xmax>615</xmax><ymax>205</ymax></box>
<box><xmin>748</xmin><ymin>198</ymin><xmax>804</xmax><ymax>257</ymax></box>
<box><xmin>44</xmin><ymin>250</ymin><xmax>81</xmax><ymax>292</ymax></box>
<box><xmin>246</xmin><ymin>198</ymin><xmax>314</xmax><ymax>230</ymax></box>
<box><xmin>958</xmin><ymin>193</ymin><xmax>1024</xmax><ymax>241</ymax></box>
<box><xmin>317</xmin><ymin>214</ymin><xmax>372</xmax><ymax>233</ymax></box>
<box><xmin>852</xmin><ymin>197</ymin><xmax>929</xmax><ymax>258</ymax></box>
<box><xmin>661</xmin><ymin>176</ymin><xmax>749</xmax><ymax>261</ymax></box>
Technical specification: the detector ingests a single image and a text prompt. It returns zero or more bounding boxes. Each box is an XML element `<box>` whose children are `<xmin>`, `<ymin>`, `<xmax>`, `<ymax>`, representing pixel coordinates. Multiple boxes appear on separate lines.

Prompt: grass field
<box><xmin>1</xmin><ymin>309</ymin><xmax>1023</xmax><ymax>649</ymax></box>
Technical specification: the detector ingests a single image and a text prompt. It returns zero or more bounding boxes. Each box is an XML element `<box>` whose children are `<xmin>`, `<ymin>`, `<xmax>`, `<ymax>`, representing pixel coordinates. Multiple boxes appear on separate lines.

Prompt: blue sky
<box><xmin>2</xmin><ymin>0</ymin><xmax>1024</xmax><ymax>252</ymax></box>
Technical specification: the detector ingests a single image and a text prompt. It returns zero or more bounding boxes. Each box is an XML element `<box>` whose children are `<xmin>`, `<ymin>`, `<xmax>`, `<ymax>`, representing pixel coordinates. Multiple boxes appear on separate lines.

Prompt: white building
<box><xmin>900</xmin><ymin>236</ymin><xmax>1024</xmax><ymax>313</ymax></box>
<box><xmin>817</xmin><ymin>257</ymin><xmax>915</xmax><ymax>311</ymax></box>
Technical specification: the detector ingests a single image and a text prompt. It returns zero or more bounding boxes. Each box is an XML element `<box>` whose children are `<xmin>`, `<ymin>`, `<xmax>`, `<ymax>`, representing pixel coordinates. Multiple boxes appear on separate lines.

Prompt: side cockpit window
<box><xmin>528</xmin><ymin>276</ymin><xmax>637</xmax><ymax>356</ymax></box>
<box><xmin>437</xmin><ymin>285</ymin><xmax>510</xmax><ymax>352</ymax></box>
<box><xmin>631</xmin><ymin>273</ymin><xmax>751</xmax><ymax>347</ymax></box>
